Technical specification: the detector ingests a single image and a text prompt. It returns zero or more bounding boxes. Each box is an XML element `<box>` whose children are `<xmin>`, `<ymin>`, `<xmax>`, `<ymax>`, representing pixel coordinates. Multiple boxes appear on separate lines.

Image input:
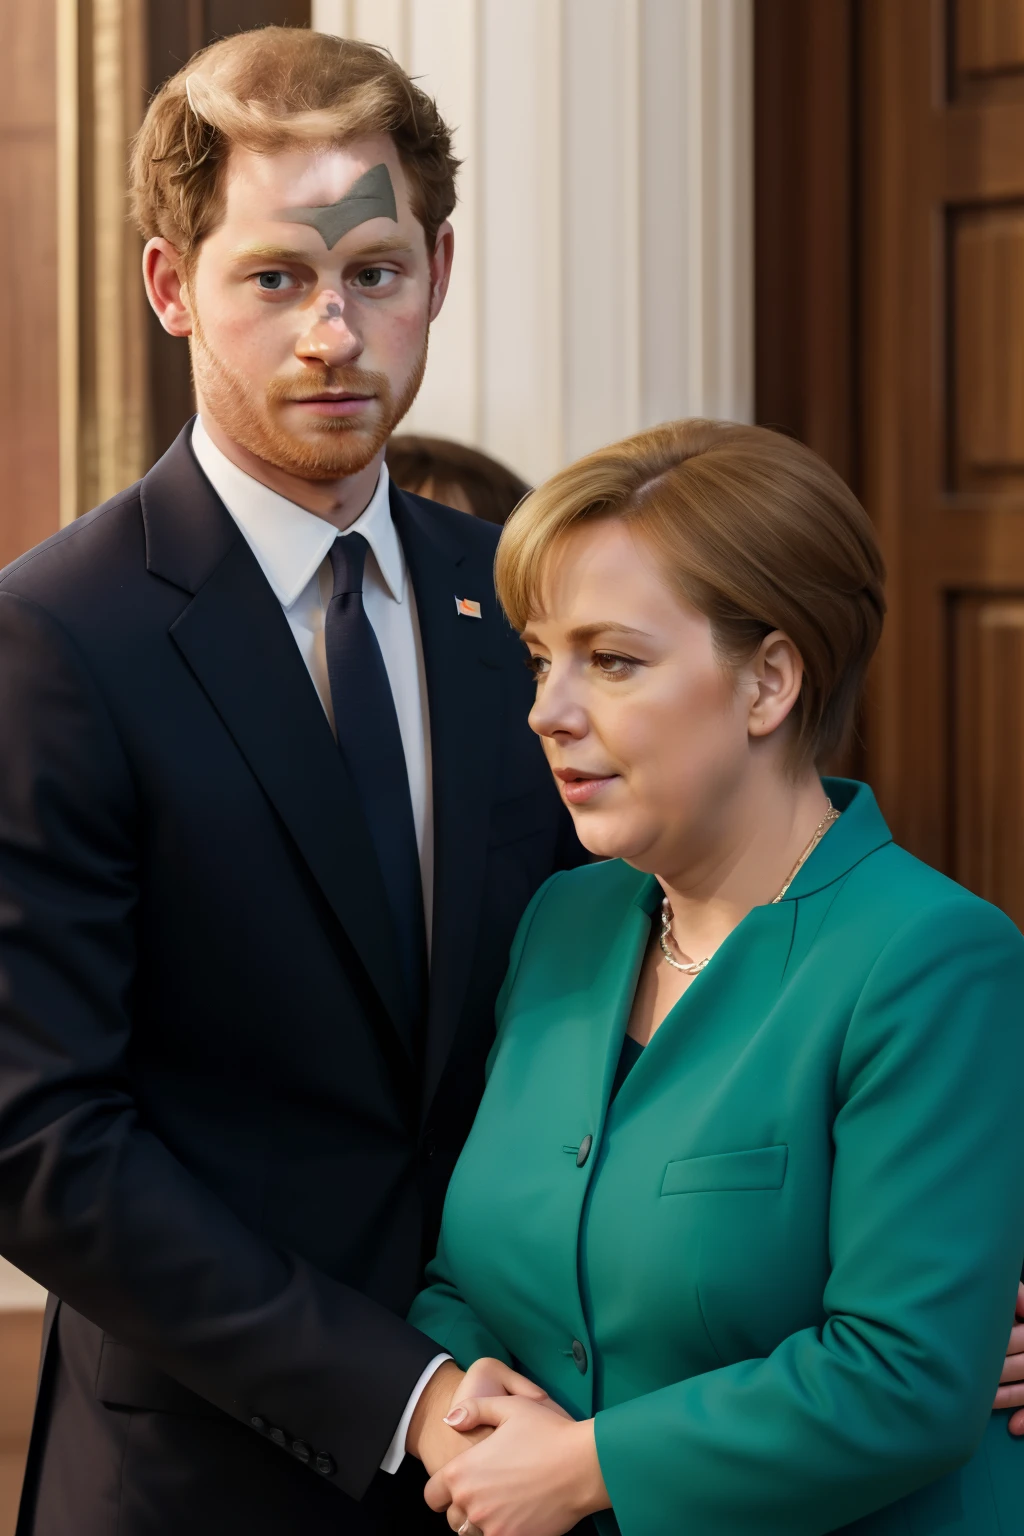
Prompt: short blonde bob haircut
<box><xmin>495</xmin><ymin>419</ymin><xmax>886</xmax><ymax>767</ymax></box>
<box><xmin>130</xmin><ymin>27</ymin><xmax>459</xmax><ymax>266</ymax></box>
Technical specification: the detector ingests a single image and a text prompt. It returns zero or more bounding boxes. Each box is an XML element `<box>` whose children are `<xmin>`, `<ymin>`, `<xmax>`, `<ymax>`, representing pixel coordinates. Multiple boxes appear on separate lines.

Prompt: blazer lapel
<box><xmin>390</xmin><ymin>489</ymin><xmax>505</xmax><ymax>1112</ymax></box>
<box><xmin>141</xmin><ymin>428</ymin><xmax>413</xmax><ymax>1062</ymax></box>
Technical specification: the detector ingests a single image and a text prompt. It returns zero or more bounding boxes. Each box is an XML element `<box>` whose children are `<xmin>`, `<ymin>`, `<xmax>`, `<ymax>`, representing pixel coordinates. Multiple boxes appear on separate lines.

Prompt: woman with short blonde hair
<box><xmin>410</xmin><ymin>420</ymin><xmax>1024</xmax><ymax>1536</ymax></box>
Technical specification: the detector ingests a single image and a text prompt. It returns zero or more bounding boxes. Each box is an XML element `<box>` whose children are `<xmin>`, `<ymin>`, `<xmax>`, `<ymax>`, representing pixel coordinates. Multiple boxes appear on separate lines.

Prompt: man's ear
<box><xmin>143</xmin><ymin>239</ymin><xmax>194</xmax><ymax>337</ymax></box>
<box><xmin>427</xmin><ymin>219</ymin><xmax>455</xmax><ymax>322</ymax></box>
<box><xmin>747</xmin><ymin>631</ymin><xmax>804</xmax><ymax>741</ymax></box>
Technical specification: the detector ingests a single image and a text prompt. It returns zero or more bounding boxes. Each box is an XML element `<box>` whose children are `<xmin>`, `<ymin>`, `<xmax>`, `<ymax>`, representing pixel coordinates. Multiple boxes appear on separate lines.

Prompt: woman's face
<box><xmin>524</xmin><ymin>519</ymin><xmax>773</xmax><ymax>872</ymax></box>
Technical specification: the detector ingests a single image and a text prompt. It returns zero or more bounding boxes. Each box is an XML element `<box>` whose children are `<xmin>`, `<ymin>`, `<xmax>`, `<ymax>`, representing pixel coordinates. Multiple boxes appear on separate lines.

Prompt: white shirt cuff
<box><xmin>380</xmin><ymin>1353</ymin><xmax>453</xmax><ymax>1474</ymax></box>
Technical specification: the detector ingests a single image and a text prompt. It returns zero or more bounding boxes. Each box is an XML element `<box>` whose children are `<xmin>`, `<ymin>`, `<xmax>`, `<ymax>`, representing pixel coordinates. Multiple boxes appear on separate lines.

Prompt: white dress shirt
<box><xmin>191</xmin><ymin>416</ymin><xmax>435</xmax><ymax>942</ymax></box>
<box><xmin>190</xmin><ymin>417</ymin><xmax>449</xmax><ymax>1472</ymax></box>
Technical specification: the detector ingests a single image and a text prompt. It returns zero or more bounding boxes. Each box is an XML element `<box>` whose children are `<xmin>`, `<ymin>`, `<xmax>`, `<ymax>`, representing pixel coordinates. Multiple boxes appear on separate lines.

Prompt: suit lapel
<box><xmin>390</xmin><ymin>489</ymin><xmax>505</xmax><ymax>1113</ymax></box>
<box><xmin>141</xmin><ymin>427</ymin><xmax>413</xmax><ymax>1063</ymax></box>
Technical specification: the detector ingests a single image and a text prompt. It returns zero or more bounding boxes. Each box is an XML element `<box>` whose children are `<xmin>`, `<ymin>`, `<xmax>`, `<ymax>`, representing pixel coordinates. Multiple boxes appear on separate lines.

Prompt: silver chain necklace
<box><xmin>659</xmin><ymin>799</ymin><xmax>841</xmax><ymax>976</ymax></box>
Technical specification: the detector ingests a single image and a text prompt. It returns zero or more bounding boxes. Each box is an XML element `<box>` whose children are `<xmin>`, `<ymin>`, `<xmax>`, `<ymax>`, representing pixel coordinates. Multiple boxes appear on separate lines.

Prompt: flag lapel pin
<box><xmin>455</xmin><ymin>596</ymin><xmax>482</xmax><ymax>619</ymax></box>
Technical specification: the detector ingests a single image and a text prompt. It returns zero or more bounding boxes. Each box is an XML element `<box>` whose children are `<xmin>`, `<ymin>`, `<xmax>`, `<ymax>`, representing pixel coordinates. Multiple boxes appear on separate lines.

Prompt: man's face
<box><xmin>185</xmin><ymin>136</ymin><xmax>449</xmax><ymax>480</ymax></box>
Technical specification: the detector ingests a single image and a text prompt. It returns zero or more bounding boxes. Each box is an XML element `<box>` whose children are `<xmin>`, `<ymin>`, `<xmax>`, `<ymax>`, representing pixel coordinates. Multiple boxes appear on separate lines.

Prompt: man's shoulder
<box><xmin>0</xmin><ymin>482</ymin><xmax>146</xmax><ymax>610</ymax></box>
<box><xmin>398</xmin><ymin>488</ymin><xmax>503</xmax><ymax>559</ymax></box>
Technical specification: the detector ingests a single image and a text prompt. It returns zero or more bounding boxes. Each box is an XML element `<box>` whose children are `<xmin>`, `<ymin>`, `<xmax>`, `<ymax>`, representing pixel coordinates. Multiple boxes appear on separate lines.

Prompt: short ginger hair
<box><xmin>495</xmin><ymin>419</ymin><xmax>886</xmax><ymax>766</ymax></box>
<box><xmin>130</xmin><ymin>27</ymin><xmax>459</xmax><ymax>264</ymax></box>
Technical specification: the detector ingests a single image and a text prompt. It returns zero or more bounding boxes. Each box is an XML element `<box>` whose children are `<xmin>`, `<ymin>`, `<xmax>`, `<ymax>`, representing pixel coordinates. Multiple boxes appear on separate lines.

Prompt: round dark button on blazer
<box><xmin>314</xmin><ymin>1453</ymin><xmax>336</xmax><ymax>1478</ymax></box>
<box><xmin>571</xmin><ymin>1339</ymin><xmax>588</xmax><ymax>1373</ymax></box>
<box><xmin>576</xmin><ymin>1135</ymin><xmax>593</xmax><ymax>1168</ymax></box>
<box><xmin>292</xmin><ymin>1441</ymin><xmax>311</xmax><ymax>1463</ymax></box>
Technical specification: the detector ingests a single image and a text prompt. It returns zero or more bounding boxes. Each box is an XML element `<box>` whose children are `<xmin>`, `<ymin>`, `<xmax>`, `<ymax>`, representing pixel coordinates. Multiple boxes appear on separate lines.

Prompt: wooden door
<box><xmin>861</xmin><ymin>0</ymin><xmax>1024</xmax><ymax>925</ymax></box>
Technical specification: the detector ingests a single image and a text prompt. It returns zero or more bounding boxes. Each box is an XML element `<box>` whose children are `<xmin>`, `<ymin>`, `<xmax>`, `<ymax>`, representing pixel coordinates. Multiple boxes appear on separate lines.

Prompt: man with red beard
<box><xmin>0</xmin><ymin>28</ymin><xmax>581</xmax><ymax>1536</ymax></box>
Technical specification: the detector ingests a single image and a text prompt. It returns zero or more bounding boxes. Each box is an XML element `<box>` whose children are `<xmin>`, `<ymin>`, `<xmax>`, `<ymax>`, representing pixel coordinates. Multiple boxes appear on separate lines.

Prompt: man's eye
<box><xmin>354</xmin><ymin>268</ymin><xmax>396</xmax><ymax>289</ymax></box>
<box><xmin>525</xmin><ymin>655</ymin><xmax>549</xmax><ymax>678</ymax></box>
<box><xmin>255</xmin><ymin>272</ymin><xmax>295</xmax><ymax>291</ymax></box>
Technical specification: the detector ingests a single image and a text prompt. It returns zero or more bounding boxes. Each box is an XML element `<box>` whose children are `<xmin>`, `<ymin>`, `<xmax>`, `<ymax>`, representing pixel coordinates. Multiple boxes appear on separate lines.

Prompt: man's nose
<box><xmin>295</xmin><ymin>289</ymin><xmax>362</xmax><ymax>366</ymax></box>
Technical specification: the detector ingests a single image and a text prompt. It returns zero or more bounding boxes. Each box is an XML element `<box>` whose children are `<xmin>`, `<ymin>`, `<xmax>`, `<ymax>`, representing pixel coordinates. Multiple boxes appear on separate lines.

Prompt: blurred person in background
<box><xmin>387</xmin><ymin>435</ymin><xmax>530</xmax><ymax>525</ymax></box>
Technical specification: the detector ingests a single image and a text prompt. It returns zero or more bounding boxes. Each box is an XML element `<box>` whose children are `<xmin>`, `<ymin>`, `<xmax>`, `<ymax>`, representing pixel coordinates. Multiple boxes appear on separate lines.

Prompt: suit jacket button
<box><xmin>571</xmin><ymin>1339</ymin><xmax>588</xmax><ymax>1374</ymax></box>
<box><xmin>250</xmin><ymin>1417</ymin><xmax>267</xmax><ymax>1433</ymax></box>
<box><xmin>576</xmin><ymin>1136</ymin><xmax>593</xmax><ymax>1168</ymax></box>
<box><xmin>269</xmin><ymin>1426</ymin><xmax>287</xmax><ymax>1447</ymax></box>
<box><xmin>315</xmin><ymin>1453</ymin><xmax>336</xmax><ymax>1477</ymax></box>
<box><xmin>292</xmin><ymin>1441</ymin><xmax>311</xmax><ymax>1463</ymax></box>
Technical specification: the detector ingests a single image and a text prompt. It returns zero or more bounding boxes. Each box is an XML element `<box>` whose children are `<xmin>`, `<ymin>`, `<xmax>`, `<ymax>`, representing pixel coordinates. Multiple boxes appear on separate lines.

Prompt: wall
<box><xmin>0</xmin><ymin>1264</ymin><xmax>44</xmax><ymax>1312</ymax></box>
<box><xmin>313</xmin><ymin>0</ymin><xmax>754</xmax><ymax>486</ymax></box>
<box><xmin>0</xmin><ymin>0</ymin><xmax>58</xmax><ymax>1312</ymax></box>
<box><xmin>0</xmin><ymin>0</ymin><xmax>60</xmax><ymax>566</ymax></box>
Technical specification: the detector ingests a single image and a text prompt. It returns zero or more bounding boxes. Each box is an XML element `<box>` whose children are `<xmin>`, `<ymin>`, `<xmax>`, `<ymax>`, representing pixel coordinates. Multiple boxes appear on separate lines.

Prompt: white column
<box><xmin>311</xmin><ymin>0</ymin><xmax>753</xmax><ymax>486</ymax></box>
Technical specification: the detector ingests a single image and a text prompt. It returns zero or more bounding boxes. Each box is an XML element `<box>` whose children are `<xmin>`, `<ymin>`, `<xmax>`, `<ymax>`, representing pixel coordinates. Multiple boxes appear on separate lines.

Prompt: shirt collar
<box><xmin>191</xmin><ymin>415</ymin><xmax>404</xmax><ymax>609</ymax></box>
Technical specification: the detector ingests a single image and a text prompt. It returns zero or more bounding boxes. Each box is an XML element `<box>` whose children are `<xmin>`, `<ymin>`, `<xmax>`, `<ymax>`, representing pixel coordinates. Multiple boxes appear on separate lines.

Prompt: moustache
<box><xmin>265</xmin><ymin>367</ymin><xmax>392</xmax><ymax>404</ymax></box>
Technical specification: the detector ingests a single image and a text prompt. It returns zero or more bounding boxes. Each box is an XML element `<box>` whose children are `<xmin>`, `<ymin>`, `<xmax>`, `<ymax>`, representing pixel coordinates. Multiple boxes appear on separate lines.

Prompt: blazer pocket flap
<box><xmin>96</xmin><ymin>1336</ymin><xmax>226</xmax><ymax>1420</ymax></box>
<box><xmin>661</xmin><ymin>1144</ymin><xmax>789</xmax><ymax>1196</ymax></box>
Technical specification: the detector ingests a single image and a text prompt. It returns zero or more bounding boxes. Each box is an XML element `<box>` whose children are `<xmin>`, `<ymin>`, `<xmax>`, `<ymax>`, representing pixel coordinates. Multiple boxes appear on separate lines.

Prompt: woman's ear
<box><xmin>747</xmin><ymin>630</ymin><xmax>804</xmax><ymax>741</ymax></box>
<box><xmin>143</xmin><ymin>239</ymin><xmax>194</xmax><ymax>337</ymax></box>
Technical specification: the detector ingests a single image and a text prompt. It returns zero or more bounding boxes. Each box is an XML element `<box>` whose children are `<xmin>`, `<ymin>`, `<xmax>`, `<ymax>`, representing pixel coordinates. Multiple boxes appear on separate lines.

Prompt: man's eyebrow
<box><xmin>335</xmin><ymin>234</ymin><xmax>415</xmax><ymax>260</ymax></box>
<box><xmin>228</xmin><ymin>243</ymin><xmax>317</xmax><ymax>265</ymax></box>
<box><xmin>227</xmin><ymin>235</ymin><xmax>415</xmax><ymax>266</ymax></box>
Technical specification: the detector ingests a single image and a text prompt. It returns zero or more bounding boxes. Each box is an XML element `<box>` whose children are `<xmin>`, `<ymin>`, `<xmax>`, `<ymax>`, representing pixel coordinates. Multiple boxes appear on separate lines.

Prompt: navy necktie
<box><xmin>325</xmin><ymin>533</ymin><xmax>426</xmax><ymax>1018</ymax></box>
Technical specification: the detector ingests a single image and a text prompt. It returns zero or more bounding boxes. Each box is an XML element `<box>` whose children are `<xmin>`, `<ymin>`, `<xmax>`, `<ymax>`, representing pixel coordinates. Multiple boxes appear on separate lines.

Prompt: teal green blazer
<box><xmin>409</xmin><ymin>781</ymin><xmax>1024</xmax><ymax>1535</ymax></box>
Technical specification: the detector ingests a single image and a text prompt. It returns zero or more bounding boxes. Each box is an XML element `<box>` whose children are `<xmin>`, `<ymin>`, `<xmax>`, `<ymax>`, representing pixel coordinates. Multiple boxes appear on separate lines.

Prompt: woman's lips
<box><xmin>554</xmin><ymin>771</ymin><xmax>618</xmax><ymax>805</ymax></box>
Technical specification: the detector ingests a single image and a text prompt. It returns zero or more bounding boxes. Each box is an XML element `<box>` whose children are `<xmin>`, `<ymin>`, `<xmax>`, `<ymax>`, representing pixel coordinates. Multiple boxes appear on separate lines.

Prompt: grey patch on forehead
<box><xmin>283</xmin><ymin>163</ymin><xmax>398</xmax><ymax>249</ymax></box>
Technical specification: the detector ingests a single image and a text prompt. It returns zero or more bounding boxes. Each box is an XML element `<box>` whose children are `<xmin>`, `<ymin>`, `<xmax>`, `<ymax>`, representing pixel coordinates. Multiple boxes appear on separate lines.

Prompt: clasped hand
<box><xmin>995</xmin><ymin>1281</ymin><xmax>1024</xmax><ymax>1434</ymax></box>
<box><xmin>414</xmin><ymin>1358</ymin><xmax>609</xmax><ymax>1536</ymax></box>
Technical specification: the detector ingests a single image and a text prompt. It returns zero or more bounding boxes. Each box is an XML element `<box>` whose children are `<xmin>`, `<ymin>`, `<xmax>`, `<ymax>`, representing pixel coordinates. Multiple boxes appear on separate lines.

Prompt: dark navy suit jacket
<box><xmin>0</xmin><ymin>425</ymin><xmax>582</xmax><ymax>1536</ymax></box>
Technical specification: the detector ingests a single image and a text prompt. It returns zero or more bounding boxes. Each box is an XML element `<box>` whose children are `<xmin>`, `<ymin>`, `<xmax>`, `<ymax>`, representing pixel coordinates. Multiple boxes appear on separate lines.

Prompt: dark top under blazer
<box><xmin>0</xmin><ymin>425</ymin><xmax>581</xmax><ymax>1536</ymax></box>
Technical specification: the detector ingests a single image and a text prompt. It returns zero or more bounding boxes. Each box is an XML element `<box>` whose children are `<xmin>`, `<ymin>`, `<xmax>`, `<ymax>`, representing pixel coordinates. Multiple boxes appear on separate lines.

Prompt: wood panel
<box><xmin>956</xmin><ymin>0</ymin><xmax>1024</xmax><ymax>76</ymax></box>
<box><xmin>861</xmin><ymin>0</ymin><xmax>1024</xmax><ymax>907</ymax></box>
<box><xmin>0</xmin><ymin>0</ymin><xmax>59</xmax><ymax>566</ymax></box>
<box><xmin>952</xmin><ymin>205</ymin><xmax>1024</xmax><ymax>492</ymax></box>
<box><xmin>0</xmin><ymin>1311</ymin><xmax>44</xmax><ymax>1536</ymax></box>
<box><xmin>754</xmin><ymin>0</ymin><xmax>856</xmax><ymax>486</ymax></box>
<box><xmin>953</xmin><ymin>596</ymin><xmax>1024</xmax><ymax>925</ymax></box>
<box><xmin>753</xmin><ymin>0</ymin><xmax>861</xmax><ymax>778</ymax></box>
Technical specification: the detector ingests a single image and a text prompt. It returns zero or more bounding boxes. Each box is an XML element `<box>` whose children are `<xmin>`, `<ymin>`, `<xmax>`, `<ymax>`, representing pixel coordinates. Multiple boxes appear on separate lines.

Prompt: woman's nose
<box><xmin>295</xmin><ymin>290</ymin><xmax>362</xmax><ymax>365</ymax></box>
<box><xmin>528</xmin><ymin>675</ymin><xmax>588</xmax><ymax>741</ymax></box>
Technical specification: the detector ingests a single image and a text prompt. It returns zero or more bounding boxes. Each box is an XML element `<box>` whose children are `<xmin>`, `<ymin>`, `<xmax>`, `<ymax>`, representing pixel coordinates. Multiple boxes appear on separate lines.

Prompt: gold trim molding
<box><xmin>57</xmin><ymin>0</ymin><xmax>148</xmax><ymax>524</ymax></box>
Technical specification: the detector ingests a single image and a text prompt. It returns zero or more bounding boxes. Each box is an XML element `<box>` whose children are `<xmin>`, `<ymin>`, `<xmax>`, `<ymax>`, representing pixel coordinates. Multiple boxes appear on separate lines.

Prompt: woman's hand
<box><xmin>458</xmin><ymin>1357</ymin><xmax>573</xmax><ymax>1419</ymax></box>
<box><xmin>424</xmin><ymin>1394</ymin><xmax>610</xmax><ymax>1536</ymax></box>
<box><xmin>994</xmin><ymin>1282</ymin><xmax>1024</xmax><ymax>1434</ymax></box>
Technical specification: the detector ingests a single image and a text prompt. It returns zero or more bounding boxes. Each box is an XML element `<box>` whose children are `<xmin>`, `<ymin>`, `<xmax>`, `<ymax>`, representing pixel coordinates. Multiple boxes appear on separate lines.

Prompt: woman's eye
<box><xmin>525</xmin><ymin>654</ymin><xmax>550</xmax><ymax>678</ymax></box>
<box><xmin>255</xmin><ymin>271</ymin><xmax>295</xmax><ymax>292</ymax></box>
<box><xmin>593</xmin><ymin>652</ymin><xmax>636</xmax><ymax>677</ymax></box>
<box><xmin>354</xmin><ymin>267</ymin><xmax>397</xmax><ymax>290</ymax></box>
